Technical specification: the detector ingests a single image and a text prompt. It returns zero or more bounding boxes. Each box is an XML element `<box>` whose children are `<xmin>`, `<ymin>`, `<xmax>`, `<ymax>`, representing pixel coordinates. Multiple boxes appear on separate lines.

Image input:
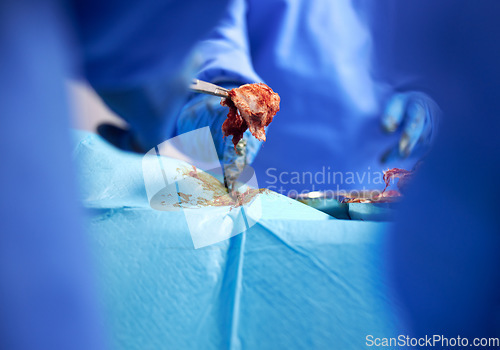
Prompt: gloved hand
<box><xmin>95</xmin><ymin>53</ymin><xmax>202</xmax><ymax>154</ymax></box>
<box><xmin>176</xmin><ymin>85</ymin><xmax>262</xmax><ymax>189</ymax></box>
<box><xmin>380</xmin><ymin>91</ymin><xmax>440</xmax><ymax>163</ymax></box>
<box><xmin>95</xmin><ymin>76</ymin><xmax>193</xmax><ymax>154</ymax></box>
<box><xmin>97</xmin><ymin>124</ymin><xmax>146</xmax><ymax>153</ymax></box>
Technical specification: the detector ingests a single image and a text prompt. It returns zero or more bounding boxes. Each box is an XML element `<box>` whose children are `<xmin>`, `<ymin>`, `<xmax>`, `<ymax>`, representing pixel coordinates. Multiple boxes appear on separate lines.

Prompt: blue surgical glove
<box><xmin>95</xmin><ymin>77</ymin><xmax>192</xmax><ymax>153</ymax></box>
<box><xmin>380</xmin><ymin>91</ymin><xmax>440</xmax><ymax>163</ymax></box>
<box><xmin>95</xmin><ymin>54</ymin><xmax>201</xmax><ymax>153</ymax></box>
<box><xmin>176</xmin><ymin>85</ymin><xmax>262</xmax><ymax>187</ymax></box>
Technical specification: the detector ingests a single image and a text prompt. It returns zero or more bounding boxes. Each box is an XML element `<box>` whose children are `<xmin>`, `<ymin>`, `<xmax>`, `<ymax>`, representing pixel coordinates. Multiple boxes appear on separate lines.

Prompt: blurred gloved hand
<box><xmin>97</xmin><ymin>124</ymin><xmax>146</xmax><ymax>153</ymax></box>
<box><xmin>176</xmin><ymin>85</ymin><xmax>263</xmax><ymax>188</ymax></box>
<box><xmin>96</xmin><ymin>54</ymin><xmax>202</xmax><ymax>154</ymax></box>
<box><xmin>380</xmin><ymin>91</ymin><xmax>440</xmax><ymax>163</ymax></box>
<box><xmin>95</xmin><ymin>76</ymin><xmax>193</xmax><ymax>154</ymax></box>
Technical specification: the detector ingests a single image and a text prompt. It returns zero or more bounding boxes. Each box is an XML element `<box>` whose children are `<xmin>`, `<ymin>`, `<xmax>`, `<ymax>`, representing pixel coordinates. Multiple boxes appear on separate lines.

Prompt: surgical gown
<box><xmin>195</xmin><ymin>0</ymin><xmax>418</xmax><ymax>194</ymax></box>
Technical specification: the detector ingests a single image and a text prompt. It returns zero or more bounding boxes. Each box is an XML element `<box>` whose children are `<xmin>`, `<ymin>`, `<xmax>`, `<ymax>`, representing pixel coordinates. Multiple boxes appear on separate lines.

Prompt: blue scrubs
<box><xmin>0</xmin><ymin>0</ymin><xmax>228</xmax><ymax>349</ymax></box>
<box><xmin>72</xmin><ymin>0</ymin><xmax>231</xmax><ymax>151</ymax></box>
<box><xmin>0</xmin><ymin>1</ymin><xmax>105</xmax><ymax>349</ymax></box>
<box><xmin>195</xmin><ymin>0</ymin><xmax>418</xmax><ymax>194</ymax></box>
<box><xmin>374</xmin><ymin>0</ymin><xmax>500</xmax><ymax>339</ymax></box>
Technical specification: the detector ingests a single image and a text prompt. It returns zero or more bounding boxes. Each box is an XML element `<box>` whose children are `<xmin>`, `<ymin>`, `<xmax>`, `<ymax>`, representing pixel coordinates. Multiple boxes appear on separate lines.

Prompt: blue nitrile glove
<box><xmin>380</xmin><ymin>91</ymin><xmax>441</xmax><ymax>163</ymax></box>
<box><xmin>95</xmin><ymin>73</ymin><xmax>192</xmax><ymax>154</ymax></box>
<box><xmin>176</xmin><ymin>85</ymin><xmax>262</xmax><ymax>188</ymax></box>
<box><xmin>95</xmin><ymin>53</ymin><xmax>202</xmax><ymax>154</ymax></box>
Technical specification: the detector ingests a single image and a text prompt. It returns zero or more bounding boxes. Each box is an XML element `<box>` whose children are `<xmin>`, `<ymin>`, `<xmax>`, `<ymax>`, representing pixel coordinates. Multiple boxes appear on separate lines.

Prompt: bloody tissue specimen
<box><xmin>221</xmin><ymin>83</ymin><xmax>280</xmax><ymax>147</ymax></box>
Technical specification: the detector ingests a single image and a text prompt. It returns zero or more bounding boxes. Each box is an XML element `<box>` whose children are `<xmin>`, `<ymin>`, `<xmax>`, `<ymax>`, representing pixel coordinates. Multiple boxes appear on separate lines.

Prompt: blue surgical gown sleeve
<box><xmin>195</xmin><ymin>0</ymin><xmax>262</xmax><ymax>85</ymax></box>
<box><xmin>71</xmin><ymin>0</ymin><xmax>231</xmax><ymax>150</ymax></box>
